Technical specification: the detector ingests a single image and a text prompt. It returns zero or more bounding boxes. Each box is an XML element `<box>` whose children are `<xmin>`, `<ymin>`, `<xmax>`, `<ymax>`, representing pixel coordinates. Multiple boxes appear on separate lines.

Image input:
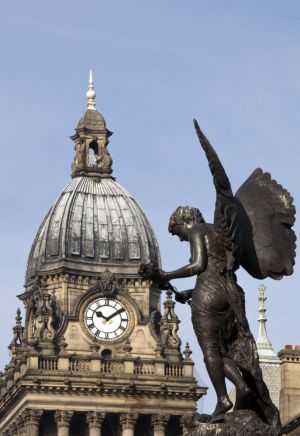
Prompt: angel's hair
<box><xmin>168</xmin><ymin>206</ymin><xmax>204</xmax><ymax>233</ymax></box>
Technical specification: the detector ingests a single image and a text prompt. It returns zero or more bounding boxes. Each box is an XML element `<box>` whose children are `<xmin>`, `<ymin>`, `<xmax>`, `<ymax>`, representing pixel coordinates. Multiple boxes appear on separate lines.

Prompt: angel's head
<box><xmin>168</xmin><ymin>206</ymin><xmax>204</xmax><ymax>240</ymax></box>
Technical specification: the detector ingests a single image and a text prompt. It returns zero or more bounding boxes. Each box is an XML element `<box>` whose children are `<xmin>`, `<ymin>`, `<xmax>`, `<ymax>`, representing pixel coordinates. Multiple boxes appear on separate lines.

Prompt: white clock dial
<box><xmin>84</xmin><ymin>298</ymin><xmax>129</xmax><ymax>341</ymax></box>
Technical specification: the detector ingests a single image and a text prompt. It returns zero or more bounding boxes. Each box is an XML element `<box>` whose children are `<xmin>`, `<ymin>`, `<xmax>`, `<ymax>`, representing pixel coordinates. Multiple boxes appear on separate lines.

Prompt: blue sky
<box><xmin>0</xmin><ymin>1</ymin><xmax>300</xmax><ymax>413</ymax></box>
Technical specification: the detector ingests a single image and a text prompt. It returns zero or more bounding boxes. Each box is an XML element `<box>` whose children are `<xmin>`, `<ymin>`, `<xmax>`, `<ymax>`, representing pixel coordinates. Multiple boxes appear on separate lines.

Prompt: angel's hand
<box><xmin>139</xmin><ymin>262</ymin><xmax>160</xmax><ymax>280</ymax></box>
<box><xmin>175</xmin><ymin>292</ymin><xmax>188</xmax><ymax>304</ymax></box>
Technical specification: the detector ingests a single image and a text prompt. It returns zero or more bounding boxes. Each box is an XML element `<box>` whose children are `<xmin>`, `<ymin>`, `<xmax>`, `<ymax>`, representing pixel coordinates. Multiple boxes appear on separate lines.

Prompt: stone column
<box><xmin>55</xmin><ymin>411</ymin><xmax>73</xmax><ymax>436</ymax></box>
<box><xmin>24</xmin><ymin>409</ymin><xmax>42</xmax><ymax>436</ymax></box>
<box><xmin>16</xmin><ymin>415</ymin><xmax>26</xmax><ymax>436</ymax></box>
<box><xmin>151</xmin><ymin>414</ymin><xmax>170</xmax><ymax>436</ymax></box>
<box><xmin>120</xmin><ymin>413</ymin><xmax>138</xmax><ymax>436</ymax></box>
<box><xmin>86</xmin><ymin>411</ymin><xmax>106</xmax><ymax>436</ymax></box>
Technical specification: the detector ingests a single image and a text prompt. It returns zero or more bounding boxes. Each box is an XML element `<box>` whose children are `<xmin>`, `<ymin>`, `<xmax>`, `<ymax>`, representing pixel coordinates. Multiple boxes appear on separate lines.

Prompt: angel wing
<box><xmin>193</xmin><ymin>119</ymin><xmax>296</xmax><ymax>280</ymax></box>
<box><xmin>193</xmin><ymin>119</ymin><xmax>243</xmax><ymax>271</ymax></box>
<box><xmin>236</xmin><ymin>169</ymin><xmax>296</xmax><ymax>279</ymax></box>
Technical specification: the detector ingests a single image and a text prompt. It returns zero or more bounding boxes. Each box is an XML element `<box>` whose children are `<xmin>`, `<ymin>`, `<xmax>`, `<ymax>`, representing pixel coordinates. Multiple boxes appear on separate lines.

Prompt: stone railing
<box><xmin>38</xmin><ymin>357</ymin><xmax>58</xmax><ymax>371</ymax></box>
<box><xmin>16</xmin><ymin>355</ymin><xmax>192</xmax><ymax>379</ymax></box>
<box><xmin>101</xmin><ymin>359</ymin><xmax>124</xmax><ymax>374</ymax></box>
<box><xmin>69</xmin><ymin>358</ymin><xmax>91</xmax><ymax>372</ymax></box>
<box><xmin>165</xmin><ymin>363</ymin><xmax>184</xmax><ymax>377</ymax></box>
<box><xmin>134</xmin><ymin>360</ymin><xmax>155</xmax><ymax>376</ymax></box>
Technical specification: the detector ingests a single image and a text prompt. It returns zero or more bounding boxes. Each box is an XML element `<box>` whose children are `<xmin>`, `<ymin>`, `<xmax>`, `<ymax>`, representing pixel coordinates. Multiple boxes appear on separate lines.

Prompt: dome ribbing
<box><xmin>26</xmin><ymin>177</ymin><xmax>160</xmax><ymax>282</ymax></box>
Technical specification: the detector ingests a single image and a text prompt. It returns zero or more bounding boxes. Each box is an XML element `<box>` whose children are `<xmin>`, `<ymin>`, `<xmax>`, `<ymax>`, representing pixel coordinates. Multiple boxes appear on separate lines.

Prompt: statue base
<box><xmin>182</xmin><ymin>410</ymin><xmax>279</xmax><ymax>436</ymax></box>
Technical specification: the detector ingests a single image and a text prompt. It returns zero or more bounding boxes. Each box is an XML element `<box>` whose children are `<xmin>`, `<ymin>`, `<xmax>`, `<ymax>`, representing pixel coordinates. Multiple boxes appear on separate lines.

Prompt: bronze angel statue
<box><xmin>142</xmin><ymin>120</ymin><xmax>296</xmax><ymax>434</ymax></box>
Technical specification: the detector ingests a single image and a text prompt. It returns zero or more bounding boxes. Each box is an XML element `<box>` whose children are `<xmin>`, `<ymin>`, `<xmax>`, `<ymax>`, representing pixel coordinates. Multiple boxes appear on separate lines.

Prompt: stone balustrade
<box><xmin>0</xmin><ymin>353</ymin><xmax>196</xmax><ymax>400</ymax></box>
<box><xmin>28</xmin><ymin>355</ymin><xmax>192</xmax><ymax>378</ymax></box>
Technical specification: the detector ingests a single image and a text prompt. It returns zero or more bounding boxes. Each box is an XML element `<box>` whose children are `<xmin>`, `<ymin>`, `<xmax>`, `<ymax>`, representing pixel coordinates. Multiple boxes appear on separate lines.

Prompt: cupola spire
<box><xmin>86</xmin><ymin>70</ymin><xmax>96</xmax><ymax>110</ymax></box>
<box><xmin>256</xmin><ymin>284</ymin><xmax>279</xmax><ymax>361</ymax></box>
<box><xmin>70</xmin><ymin>72</ymin><xmax>114</xmax><ymax>179</ymax></box>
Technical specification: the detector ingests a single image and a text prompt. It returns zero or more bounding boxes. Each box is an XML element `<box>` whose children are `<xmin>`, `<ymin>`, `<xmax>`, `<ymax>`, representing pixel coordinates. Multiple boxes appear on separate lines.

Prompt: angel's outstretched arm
<box><xmin>159</xmin><ymin>227</ymin><xmax>207</xmax><ymax>281</ymax></box>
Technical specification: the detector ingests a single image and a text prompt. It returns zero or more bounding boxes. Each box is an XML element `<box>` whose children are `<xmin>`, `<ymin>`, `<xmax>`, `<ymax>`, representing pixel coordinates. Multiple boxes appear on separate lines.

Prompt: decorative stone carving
<box><xmin>8</xmin><ymin>308</ymin><xmax>24</xmax><ymax>357</ymax></box>
<box><xmin>24</xmin><ymin>409</ymin><xmax>43</xmax><ymax>435</ymax></box>
<box><xmin>183</xmin><ymin>342</ymin><xmax>192</xmax><ymax>360</ymax></box>
<box><xmin>15</xmin><ymin>414</ymin><xmax>26</xmax><ymax>436</ymax></box>
<box><xmin>32</xmin><ymin>289</ymin><xmax>55</xmax><ymax>340</ymax></box>
<box><xmin>154</xmin><ymin>341</ymin><xmax>163</xmax><ymax>358</ymax></box>
<box><xmin>150</xmin><ymin>309</ymin><xmax>162</xmax><ymax>340</ymax></box>
<box><xmin>24</xmin><ymin>276</ymin><xmax>63</xmax><ymax>348</ymax></box>
<box><xmin>120</xmin><ymin>413</ymin><xmax>138</xmax><ymax>430</ymax></box>
<box><xmin>55</xmin><ymin>410</ymin><xmax>73</xmax><ymax>428</ymax></box>
<box><xmin>58</xmin><ymin>335</ymin><xmax>68</xmax><ymax>354</ymax></box>
<box><xmin>86</xmin><ymin>411</ymin><xmax>106</xmax><ymax>429</ymax></box>
<box><xmin>151</xmin><ymin>414</ymin><xmax>170</xmax><ymax>432</ymax></box>
<box><xmin>90</xmin><ymin>337</ymin><xmax>100</xmax><ymax>353</ymax></box>
<box><xmin>160</xmin><ymin>291</ymin><xmax>181</xmax><ymax>359</ymax></box>
<box><xmin>123</xmin><ymin>339</ymin><xmax>132</xmax><ymax>354</ymax></box>
<box><xmin>89</xmin><ymin>269</ymin><xmax>124</xmax><ymax>296</ymax></box>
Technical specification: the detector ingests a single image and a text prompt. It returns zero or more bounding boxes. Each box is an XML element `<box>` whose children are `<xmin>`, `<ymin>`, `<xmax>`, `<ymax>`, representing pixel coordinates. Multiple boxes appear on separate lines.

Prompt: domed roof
<box><xmin>26</xmin><ymin>177</ymin><xmax>160</xmax><ymax>282</ymax></box>
<box><xmin>77</xmin><ymin>109</ymin><xmax>107</xmax><ymax>131</ymax></box>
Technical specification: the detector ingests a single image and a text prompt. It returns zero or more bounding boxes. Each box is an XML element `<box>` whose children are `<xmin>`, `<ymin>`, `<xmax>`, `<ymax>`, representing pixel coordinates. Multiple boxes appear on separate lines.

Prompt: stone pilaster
<box><xmin>151</xmin><ymin>414</ymin><xmax>170</xmax><ymax>436</ymax></box>
<box><xmin>16</xmin><ymin>414</ymin><xmax>26</xmax><ymax>436</ymax></box>
<box><xmin>120</xmin><ymin>413</ymin><xmax>138</xmax><ymax>436</ymax></box>
<box><xmin>55</xmin><ymin>410</ymin><xmax>73</xmax><ymax>436</ymax></box>
<box><xmin>24</xmin><ymin>409</ymin><xmax>43</xmax><ymax>436</ymax></box>
<box><xmin>86</xmin><ymin>411</ymin><xmax>106</xmax><ymax>436</ymax></box>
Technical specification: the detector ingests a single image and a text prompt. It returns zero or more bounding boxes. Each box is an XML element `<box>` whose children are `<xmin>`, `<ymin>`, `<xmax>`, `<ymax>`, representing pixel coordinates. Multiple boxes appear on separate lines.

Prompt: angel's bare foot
<box><xmin>212</xmin><ymin>395</ymin><xmax>233</xmax><ymax>416</ymax></box>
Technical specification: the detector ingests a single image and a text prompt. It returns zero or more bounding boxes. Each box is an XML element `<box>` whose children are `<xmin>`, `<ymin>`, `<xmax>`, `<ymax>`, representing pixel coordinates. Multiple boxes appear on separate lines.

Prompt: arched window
<box><xmin>101</xmin><ymin>349</ymin><xmax>112</xmax><ymax>360</ymax></box>
<box><xmin>88</xmin><ymin>140</ymin><xmax>98</xmax><ymax>165</ymax></box>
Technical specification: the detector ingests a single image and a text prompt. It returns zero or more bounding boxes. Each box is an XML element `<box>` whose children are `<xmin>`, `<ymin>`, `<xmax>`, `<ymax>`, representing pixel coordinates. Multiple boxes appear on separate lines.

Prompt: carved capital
<box><xmin>120</xmin><ymin>413</ymin><xmax>138</xmax><ymax>430</ymax></box>
<box><xmin>54</xmin><ymin>410</ymin><xmax>73</xmax><ymax>428</ymax></box>
<box><xmin>24</xmin><ymin>409</ymin><xmax>43</xmax><ymax>427</ymax></box>
<box><xmin>15</xmin><ymin>414</ymin><xmax>26</xmax><ymax>433</ymax></box>
<box><xmin>151</xmin><ymin>414</ymin><xmax>170</xmax><ymax>431</ymax></box>
<box><xmin>86</xmin><ymin>411</ymin><xmax>106</xmax><ymax>429</ymax></box>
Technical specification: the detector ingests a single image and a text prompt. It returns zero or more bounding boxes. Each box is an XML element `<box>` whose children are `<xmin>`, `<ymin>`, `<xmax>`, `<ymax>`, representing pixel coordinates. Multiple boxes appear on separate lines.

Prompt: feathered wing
<box><xmin>193</xmin><ymin>119</ymin><xmax>243</xmax><ymax>270</ymax></box>
<box><xmin>236</xmin><ymin>168</ymin><xmax>296</xmax><ymax>279</ymax></box>
<box><xmin>193</xmin><ymin>119</ymin><xmax>296</xmax><ymax>280</ymax></box>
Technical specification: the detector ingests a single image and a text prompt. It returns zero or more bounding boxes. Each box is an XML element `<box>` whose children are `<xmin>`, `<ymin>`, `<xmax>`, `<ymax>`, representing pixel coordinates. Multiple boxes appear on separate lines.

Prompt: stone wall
<box><xmin>260</xmin><ymin>361</ymin><xmax>281</xmax><ymax>408</ymax></box>
<box><xmin>278</xmin><ymin>345</ymin><xmax>300</xmax><ymax>426</ymax></box>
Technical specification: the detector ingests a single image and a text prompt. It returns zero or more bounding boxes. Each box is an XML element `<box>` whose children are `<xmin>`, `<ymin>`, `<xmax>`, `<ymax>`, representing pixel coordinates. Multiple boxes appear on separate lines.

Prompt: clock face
<box><xmin>84</xmin><ymin>297</ymin><xmax>129</xmax><ymax>341</ymax></box>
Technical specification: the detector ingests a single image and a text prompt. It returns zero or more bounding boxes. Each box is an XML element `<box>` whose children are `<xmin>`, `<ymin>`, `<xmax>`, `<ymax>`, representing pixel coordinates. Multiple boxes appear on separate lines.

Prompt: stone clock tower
<box><xmin>0</xmin><ymin>73</ymin><xmax>206</xmax><ymax>436</ymax></box>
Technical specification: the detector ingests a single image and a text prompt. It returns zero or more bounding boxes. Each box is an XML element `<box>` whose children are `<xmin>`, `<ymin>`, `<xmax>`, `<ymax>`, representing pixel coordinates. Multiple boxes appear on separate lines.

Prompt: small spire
<box><xmin>86</xmin><ymin>69</ymin><xmax>96</xmax><ymax>110</ymax></box>
<box><xmin>15</xmin><ymin>308</ymin><xmax>22</xmax><ymax>326</ymax></box>
<box><xmin>256</xmin><ymin>284</ymin><xmax>279</xmax><ymax>361</ymax></box>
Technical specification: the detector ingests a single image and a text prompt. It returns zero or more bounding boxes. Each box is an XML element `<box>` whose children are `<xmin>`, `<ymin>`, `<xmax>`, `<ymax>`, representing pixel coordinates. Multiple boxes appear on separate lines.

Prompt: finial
<box><xmin>183</xmin><ymin>342</ymin><xmax>192</xmax><ymax>359</ymax></box>
<box><xmin>15</xmin><ymin>308</ymin><xmax>22</xmax><ymax>325</ymax></box>
<box><xmin>256</xmin><ymin>284</ymin><xmax>279</xmax><ymax>361</ymax></box>
<box><xmin>86</xmin><ymin>69</ymin><xmax>96</xmax><ymax>110</ymax></box>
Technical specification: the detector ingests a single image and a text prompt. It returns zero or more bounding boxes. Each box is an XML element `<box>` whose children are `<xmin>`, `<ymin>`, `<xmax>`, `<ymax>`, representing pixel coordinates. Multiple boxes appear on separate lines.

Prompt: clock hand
<box><xmin>106</xmin><ymin>307</ymin><xmax>125</xmax><ymax>321</ymax></box>
<box><xmin>95</xmin><ymin>311</ymin><xmax>108</xmax><ymax>320</ymax></box>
